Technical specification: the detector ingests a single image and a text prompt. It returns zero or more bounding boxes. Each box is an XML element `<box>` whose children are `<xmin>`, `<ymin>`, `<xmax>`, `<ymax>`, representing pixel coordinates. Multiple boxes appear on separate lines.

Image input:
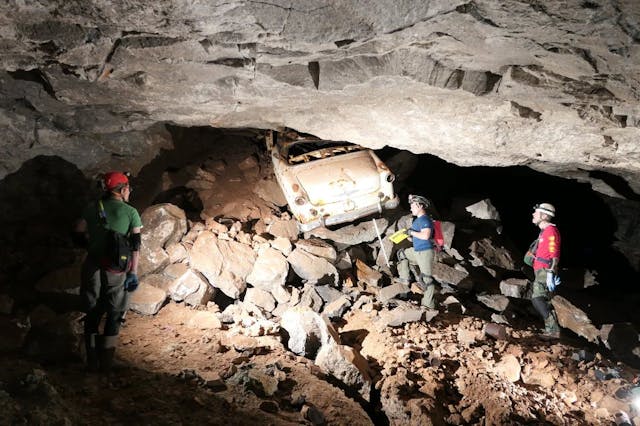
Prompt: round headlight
<box><xmin>386</xmin><ymin>173</ymin><xmax>395</xmax><ymax>183</ymax></box>
<box><xmin>295</xmin><ymin>196</ymin><xmax>307</xmax><ymax>206</ymax></box>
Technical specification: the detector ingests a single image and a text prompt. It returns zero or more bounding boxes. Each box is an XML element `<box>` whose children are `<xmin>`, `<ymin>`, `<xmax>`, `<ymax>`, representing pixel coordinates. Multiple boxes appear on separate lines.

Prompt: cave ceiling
<box><xmin>1</xmin><ymin>0</ymin><xmax>639</xmax><ymax>195</ymax></box>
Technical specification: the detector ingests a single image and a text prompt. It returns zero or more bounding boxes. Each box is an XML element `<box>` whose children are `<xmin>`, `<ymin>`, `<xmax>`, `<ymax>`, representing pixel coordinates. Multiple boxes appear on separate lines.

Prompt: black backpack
<box><xmin>98</xmin><ymin>200</ymin><xmax>132</xmax><ymax>271</ymax></box>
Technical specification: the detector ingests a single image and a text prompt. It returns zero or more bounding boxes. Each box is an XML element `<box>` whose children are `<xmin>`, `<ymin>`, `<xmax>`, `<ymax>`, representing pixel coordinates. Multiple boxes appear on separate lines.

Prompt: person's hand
<box><xmin>124</xmin><ymin>273</ymin><xmax>139</xmax><ymax>292</ymax></box>
<box><xmin>546</xmin><ymin>271</ymin><xmax>560</xmax><ymax>291</ymax></box>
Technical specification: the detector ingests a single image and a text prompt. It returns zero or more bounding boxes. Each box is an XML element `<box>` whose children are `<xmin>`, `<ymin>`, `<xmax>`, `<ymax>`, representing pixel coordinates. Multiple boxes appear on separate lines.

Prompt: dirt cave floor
<box><xmin>2</xmin><ymin>300</ymin><xmax>640</xmax><ymax>426</ymax></box>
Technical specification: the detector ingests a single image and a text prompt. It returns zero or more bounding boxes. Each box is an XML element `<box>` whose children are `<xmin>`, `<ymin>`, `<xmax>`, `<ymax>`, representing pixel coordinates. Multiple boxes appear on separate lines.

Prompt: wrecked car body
<box><xmin>268</xmin><ymin>132</ymin><xmax>399</xmax><ymax>232</ymax></box>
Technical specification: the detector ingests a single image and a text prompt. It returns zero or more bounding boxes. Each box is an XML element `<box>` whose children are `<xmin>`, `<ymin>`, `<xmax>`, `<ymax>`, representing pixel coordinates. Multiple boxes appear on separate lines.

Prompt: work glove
<box><xmin>124</xmin><ymin>272</ymin><xmax>139</xmax><ymax>292</ymax></box>
<box><xmin>546</xmin><ymin>271</ymin><xmax>561</xmax><ymax>292</ymax></box>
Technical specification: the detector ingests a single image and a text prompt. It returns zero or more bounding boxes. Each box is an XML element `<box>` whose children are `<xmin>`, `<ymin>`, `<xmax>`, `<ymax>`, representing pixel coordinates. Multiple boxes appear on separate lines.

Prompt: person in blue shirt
<box><xmin>396</xmin><ymin>194</ymin><xmax>436</xmax><ymax>309</ymax></box>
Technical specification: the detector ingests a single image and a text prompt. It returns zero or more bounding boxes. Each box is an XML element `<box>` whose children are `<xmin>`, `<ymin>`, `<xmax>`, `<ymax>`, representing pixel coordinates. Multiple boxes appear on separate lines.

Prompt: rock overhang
<box><xmin>0</xmin><ymin>0</ymin><xmax>639</xmax><ymax>194</ymax></box>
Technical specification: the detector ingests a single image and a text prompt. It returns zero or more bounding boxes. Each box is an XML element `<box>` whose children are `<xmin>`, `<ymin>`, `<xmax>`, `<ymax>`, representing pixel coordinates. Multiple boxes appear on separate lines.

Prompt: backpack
<box><xmin>98</xmin><ymin>200</ymin><xmax>132</xmax><ymax>272</ymax></box>
<box><xmin>523</xmin><ymin>238</ymin><xmax>538</xmax><ymax>267</ymax></box>
<box><xmin>433</xmin><ymin>220</ymin><xmax>445</xmax><ymax>251</ymax></box>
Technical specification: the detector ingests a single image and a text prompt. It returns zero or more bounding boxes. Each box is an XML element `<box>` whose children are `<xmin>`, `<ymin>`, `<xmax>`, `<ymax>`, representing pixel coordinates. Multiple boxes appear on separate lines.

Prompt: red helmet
<box><xmin>103</xmin><ymin>171</ymin><xmax>129</xmax><ymax>191</ymax></box>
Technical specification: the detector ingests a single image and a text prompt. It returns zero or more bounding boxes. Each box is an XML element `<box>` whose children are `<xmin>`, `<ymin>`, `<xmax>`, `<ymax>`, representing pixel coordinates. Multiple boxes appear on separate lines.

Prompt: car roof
<box><xmin>279</xmin><ymin>139</ymin><xmax>366</xmax><ymax>164</ymax></box>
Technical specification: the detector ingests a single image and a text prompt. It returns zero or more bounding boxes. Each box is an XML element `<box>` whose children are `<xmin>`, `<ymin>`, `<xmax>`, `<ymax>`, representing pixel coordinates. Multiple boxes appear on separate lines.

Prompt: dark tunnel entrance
<box><xmin>379</xmin><ymin>146</ymin><xmax>640</xmax><ymax>325</ymax></box>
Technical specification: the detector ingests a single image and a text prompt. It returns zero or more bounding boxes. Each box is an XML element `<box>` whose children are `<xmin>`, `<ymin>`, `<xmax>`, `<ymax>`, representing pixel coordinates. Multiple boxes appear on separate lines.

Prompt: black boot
<box><xmin>84</xmin><ymin>333</ymin><xmax>99</xmax><ymax>372</ymax></box>
<box><xmin>98</xmin><ymin>335</ymin><xmax>118</xmax><ymax>373</ymax></box>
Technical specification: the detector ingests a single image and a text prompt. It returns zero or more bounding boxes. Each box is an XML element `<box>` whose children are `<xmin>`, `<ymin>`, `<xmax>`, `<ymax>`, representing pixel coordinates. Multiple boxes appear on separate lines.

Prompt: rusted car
<box><xmin>267</xmin><ymin>132</ymin><xmax>399</xmax><ymax>232</ymax></box>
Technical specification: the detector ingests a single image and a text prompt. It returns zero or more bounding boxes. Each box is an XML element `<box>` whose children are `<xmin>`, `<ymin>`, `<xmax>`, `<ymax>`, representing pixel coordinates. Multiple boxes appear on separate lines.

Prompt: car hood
<box><xmin>293</xmin><ymin>151</ymin><xmax>381</xmax><ymax>205</ymax></box>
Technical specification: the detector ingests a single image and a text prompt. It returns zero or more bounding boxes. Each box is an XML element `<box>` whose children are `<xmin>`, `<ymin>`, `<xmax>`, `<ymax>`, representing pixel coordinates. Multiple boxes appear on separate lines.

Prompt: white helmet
<box><xmin>534</xmin><ymin>202</ymin><xmax>555</xmax><ymax>217</ymax></box>
<box><xmin>408</xmin><ymin>194</ymin><xmax>430</xmax><ymax>208</ymax></box>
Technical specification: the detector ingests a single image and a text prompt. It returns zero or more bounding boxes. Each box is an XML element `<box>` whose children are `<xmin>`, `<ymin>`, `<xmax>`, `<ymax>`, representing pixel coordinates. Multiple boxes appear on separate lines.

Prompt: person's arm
<box><xmin>410</xmin><ymin>227</ymin><xmax>432</xmax><ymax>240</ymax></box>
<box><xmin>129</xmin><ymin>227</ymin><xmax>141</xmax><ymax>274</ymax></box>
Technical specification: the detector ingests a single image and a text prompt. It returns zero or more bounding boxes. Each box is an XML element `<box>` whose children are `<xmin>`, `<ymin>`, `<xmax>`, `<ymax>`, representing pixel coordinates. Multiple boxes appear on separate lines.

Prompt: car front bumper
<box><xmin>297</xmin><ymin>195</ymin><xmax>400</xmax><ymax>233</ymax></box>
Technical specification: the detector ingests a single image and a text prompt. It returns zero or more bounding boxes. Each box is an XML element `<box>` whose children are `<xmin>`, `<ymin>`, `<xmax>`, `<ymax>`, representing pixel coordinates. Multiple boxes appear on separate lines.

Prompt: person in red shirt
<box><xmin>530</xmin><ymin>203</ymin><xmax>561</xmax><ymax>339</ymax></box>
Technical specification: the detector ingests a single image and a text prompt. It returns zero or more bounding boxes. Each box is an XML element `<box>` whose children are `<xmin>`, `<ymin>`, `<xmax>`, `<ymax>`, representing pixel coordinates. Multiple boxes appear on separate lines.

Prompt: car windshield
<box><xmin>282</xmin><ymin>140</ymin><xmax>366</xmax><ymax>165</ymax></box>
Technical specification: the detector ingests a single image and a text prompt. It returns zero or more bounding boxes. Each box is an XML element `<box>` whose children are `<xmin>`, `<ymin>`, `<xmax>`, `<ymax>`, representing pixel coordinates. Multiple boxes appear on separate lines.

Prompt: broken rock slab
<box><xmin>315</xmin><ymin>285</ymin><xmax>344</xmax><ymax>305</ymax></box>
<box><xmin>186</xmin><ymin>311</ymin><xmax>222</xmax><ymax>330</ymax></box>
<box><xmin>270</xmin><ymin>236</ymin><xmax>292</xmax><ymax>256</ymax></box>
<box><xmin>166</xmin><ymin>269</ymin><xmax>203</xmax><ymax>302</ymax></box>
<box><xmin>295</xmin><ymin>238</ymin><xmax>337</xmax><ymax>263</ymax></box>
<box><xmin>267</xmin><ymin>217</ymin><xmax>299</xmax><ymax>241</ymax></box>
<box><xmin>190</xmin><ymin>231</ymin><xmax>256</xmax><ymax>298</ymax></box>
<box><xmin>521</xmin><ymin>352</ymin><xmax>558</xmax><ymax>389</ymax></box>
<box><xmin>213</xmin><ymin>270</ymin><xmax>248</xmax><ymax>301</ymax></box>
<box><xmin>280</xmin><ymin>306</ymin><xmax>338</xmax><ymax>358</ymax></box>
<box><xmin>189</xmin><ymin>231</ymin><xmax>224</xmax><ymax>286</ymax></box>
<box><xmin>499</xmin><ymin>278</ymin><xmax>529</xmax><ymax>298</ymax></box>
<box><xmin>551</xmin><ymin>296</ymin><xmax>600</xmax><ymax>343</ymax></box>
<box><xmin>128</xmin><ymin>283</ymin><xmax>167</xmax><ymax>315</ymax></box>
<box><xmin>244</xmin><ymin>287</ymin><xmax>277</xmax><ymax>313</ymax></box>
<box><xmin>141</xmin><ymin>273</ymin><xmax>173</xmax><ymax>295</ymax></box>
<box><xmin>165</xmin><ymin>243</ymin><xmax>188</xmax><ymax>263</ymax></box>
<box><xmin>493</xmin><ymin>354</ymin><xmax>521</xmax><ymax>383</ymax></box>
<box><xmin>227</xmin><ymin>365</ymin><xmax>281</xmax><ymax>398</ymax></box>
<box><xmin>246</xmin><ymin>247</ymin><xmax>289</xmax><ymax>291</ymax></box>
<box><xmin>323</xmin><ymin>296</ymin><xmax>352</xmax><ymax>319</ymax></box>
<box><xmin>469</xmin><ymin>237</ymin><xmax>515</xmax><ymax>270</ymax></box>
<box><xmin>315</xmin><ymin>342</ymin><xmax>372</xmax><ymax>402</ymax></box>
<box><xmin>140</xmin><ymin>203</ymin><xmax>188</xmax><ymax>251</ymax></box>
<box><xmin>181</xmin><ymin>271</ymin><xmax>216</xmax><ymax>306</ymax></box>
<box><xmin>287</xmin><ymin>248</ymin><xmax>338</xmax><ymax>285</ymax></box>
<box><xmin>138</xmin><ymin>246</ymin><xmax>171</xmax><ymax>277</ymax></box>
<box><xmin>465</xmin><ymin>199</ymin><xmax>501</xmax><ymax>221</ymax></box>
<box><xmin>433</xmin><ymin>262</ymin><xmax>469</xmax><ymax>288</ymax></box>
<box><xmin>217</xmin><ymin>239</ymin><xmax>257</xmax><ymax>284</ymax></box>
<box><xmin>299</xmin><ymin>285</ymin><xmax>324</xmax><ymax>313</ymax></box>
<box><xmin>305</xmin><ymin>218</ymin><xmax>388</xmax><ymax>250</ymax></box>
<box><xmin>477</xmin><ymin>294</ymin><xmax>510</xmax><ymax>312</ymax></box>
<box><xmin>356</xmin><ymin>258</ymin><xmax>382</xmax><ymax>288</ymax></box>
<box><xmin>377</xmin><ymin>283</ymin><xmax>410</xmax><ymax>303</ymax></box>
<box><xmin>377</xmin><ymin>302</ymin><xmax>426</xmax><ymax>328</ymax></box>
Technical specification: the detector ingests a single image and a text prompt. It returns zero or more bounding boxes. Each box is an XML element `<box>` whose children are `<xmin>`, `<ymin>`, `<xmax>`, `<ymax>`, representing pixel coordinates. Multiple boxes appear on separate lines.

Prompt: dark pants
<box><xmin>531</xmin><ymin>269</ymin><xmax>559</xmax><ymax>333</ymax></box>
<box><xmin>80</xmin><ymin>257</ymin><xmax>129</xmax><ymax>337</ymax></box>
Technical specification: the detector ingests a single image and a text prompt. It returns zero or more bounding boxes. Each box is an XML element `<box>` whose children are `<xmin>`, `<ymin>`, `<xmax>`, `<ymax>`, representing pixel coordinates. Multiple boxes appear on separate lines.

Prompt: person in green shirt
<box><xmin>73</xmin><ymin>171</ymin><xmax>142</xmax><ymax>372</ymax></box>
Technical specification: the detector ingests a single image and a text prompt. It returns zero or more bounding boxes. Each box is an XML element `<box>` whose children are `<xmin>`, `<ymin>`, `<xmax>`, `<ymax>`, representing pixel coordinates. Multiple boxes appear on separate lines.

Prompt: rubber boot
<box><xmin>84</xmin><ymin>333</ymin><xmax>99</xmax><ymax>372</ymax></box>
<box><xmin>99</xmin><ymin>335</ymin><xmax>118</xmax><ymax>373</ymax></box>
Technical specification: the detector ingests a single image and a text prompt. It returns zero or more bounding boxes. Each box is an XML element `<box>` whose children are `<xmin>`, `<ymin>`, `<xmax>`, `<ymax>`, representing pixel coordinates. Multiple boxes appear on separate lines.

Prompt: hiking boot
<box><xmin>539</xmin><ymin>330</ymin><xmax>560</xmax><ymax>340</ymax></box>
<box><xmin>414</xmin><ymin>280</ymin><xmax>427</xmax><ymax>292</ymax></box>
<box><xmin>98</xmin><ymin>335</ymin><xmax>127</xmax><ymax>373</ymax></box>
<box><xmin>410</xmin><ymin>282</ymin><xmax>424</xmax><ymax>294</ymax></box>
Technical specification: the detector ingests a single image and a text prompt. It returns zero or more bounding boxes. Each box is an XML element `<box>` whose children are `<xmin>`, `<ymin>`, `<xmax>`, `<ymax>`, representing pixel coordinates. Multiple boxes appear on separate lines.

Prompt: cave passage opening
<box><xmin>1</xmin><ymin>124</ymin><xmax>639</xmax><ymax>324</ymax></box>
<box><xmin>133</xmin><ymin>125</ymin><xmax>638</xmax><ymax>297</ymax></box>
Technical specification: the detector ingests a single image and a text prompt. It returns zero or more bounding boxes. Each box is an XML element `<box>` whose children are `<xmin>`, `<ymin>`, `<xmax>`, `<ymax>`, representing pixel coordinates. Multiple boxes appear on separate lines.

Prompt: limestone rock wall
<box><xmin>1</xmin><ymin>0</ymin><xmax>639</xmax><ymax>193</ymax></box>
